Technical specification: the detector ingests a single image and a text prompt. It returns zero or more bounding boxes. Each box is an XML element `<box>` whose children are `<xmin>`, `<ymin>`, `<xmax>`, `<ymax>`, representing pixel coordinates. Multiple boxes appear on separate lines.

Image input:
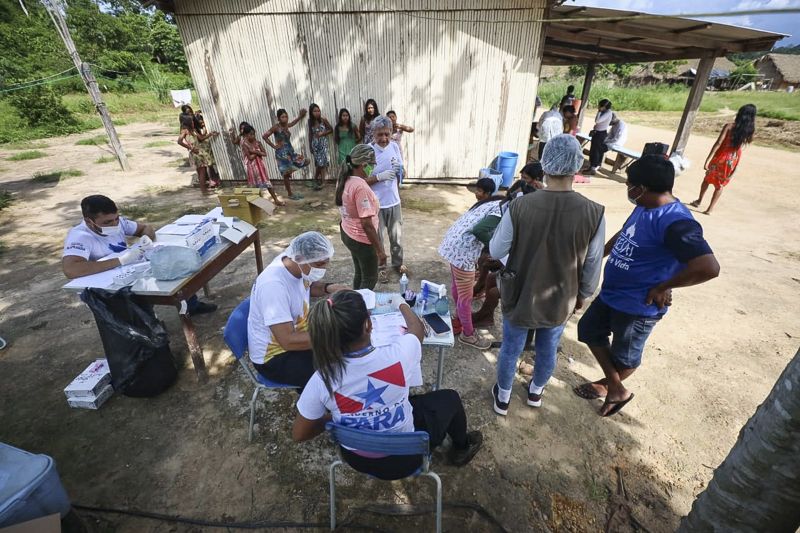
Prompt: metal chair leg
<box><xmin>249</xmin><ymin>386</ymin><xmax>261</xmax><ymax>442</ymax></box>
<box><xmin>424</xmin><ymin>471</ymin><xmax>443</xmax><ymax>533</ymax></box>
<box><xmin>329</xmin><ymin>460</ymin><xmax>343</xmax><ymax>531</ymax></box>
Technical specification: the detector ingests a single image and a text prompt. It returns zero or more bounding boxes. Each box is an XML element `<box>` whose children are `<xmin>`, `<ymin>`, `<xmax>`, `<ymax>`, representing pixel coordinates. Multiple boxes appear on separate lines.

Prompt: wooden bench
<box><xmin>576</xmin><ymin>133</ymin><xmax>641</xmax><ymax>173</ymax></box>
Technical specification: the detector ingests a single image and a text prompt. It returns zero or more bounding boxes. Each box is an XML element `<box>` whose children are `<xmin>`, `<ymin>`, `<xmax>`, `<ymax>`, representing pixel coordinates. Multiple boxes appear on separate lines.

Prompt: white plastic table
<box><xmin>372</xmin><ymin>294</ymin><xmax>455</xmax><ymax>390</ymax></box>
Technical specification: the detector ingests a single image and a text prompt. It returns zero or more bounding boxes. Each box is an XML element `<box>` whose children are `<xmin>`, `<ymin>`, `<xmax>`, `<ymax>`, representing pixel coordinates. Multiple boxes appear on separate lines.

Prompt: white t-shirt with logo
<box><xmin>62</xmin><ymin>217</ymin><xmax>138</xmax><ymax>261</ymax></box>
<box><xmin>296</xmin><ymin>334</ymin><xmax>423</xmax><ymax>434</ymax></box>
<box><xmin>369</xmin><ymin>141</ymin><xmax>403</xmax><ymax>209</ymax></box>
<box><xmin>247</xmin><ymin>254</ymin><xmax>311</xmax><ymax>365</ymax></box>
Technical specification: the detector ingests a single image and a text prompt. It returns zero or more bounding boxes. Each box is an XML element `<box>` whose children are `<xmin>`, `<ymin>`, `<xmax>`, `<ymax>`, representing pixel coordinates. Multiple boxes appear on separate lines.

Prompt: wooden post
<box><xmin>42</xmin><ymin>0</ymin><xmax>130</xmax><ymax>171</ymax></box>
<box><xmin>672</xmin><ymin>55</ymin><xmax>715</xmax><ymax>156</ymax></box>
<box><xmin>576</xmin><ymin>62</ymin><xmax>595</xmax><ymax>133</ymax></box>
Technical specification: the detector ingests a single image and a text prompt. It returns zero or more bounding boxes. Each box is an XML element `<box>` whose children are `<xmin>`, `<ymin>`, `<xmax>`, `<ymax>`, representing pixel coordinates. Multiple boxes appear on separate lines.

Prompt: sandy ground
<box><xmin>0</xmin><ymin>120</ymin><xmax>798</xmax><ymax>532</ymax></box>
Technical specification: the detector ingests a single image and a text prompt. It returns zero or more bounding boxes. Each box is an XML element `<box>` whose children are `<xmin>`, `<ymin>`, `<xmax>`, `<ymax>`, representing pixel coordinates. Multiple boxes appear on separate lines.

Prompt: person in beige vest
<box><xmin>489</xmin><ymin>134</ymin><xmax>606</xmax><ymax>416</ymax></box>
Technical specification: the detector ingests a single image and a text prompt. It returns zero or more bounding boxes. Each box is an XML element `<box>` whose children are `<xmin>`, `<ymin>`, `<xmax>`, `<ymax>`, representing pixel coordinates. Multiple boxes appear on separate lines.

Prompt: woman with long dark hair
<box><xmin>263</xmin><ymin>107</ymin><xmax>309</xmax><ymax>201</ymax></box>
<box><xmin>292</xmin><ymin>290</ymin><xmax>483</xmax><ymax>479</ymax></box>
<box><xmin>177</xmin><ymin>115</ymin><xmax>219</xmax><ymax>194</ymax></box>
<box><xmin>308</xmin><ymin>103</ymin><xmax>333</xmax><ymax>190</ymax></box>
<box><xmin>359</xmin><ymin>99</ymin><xmax>379</xmax><ymax>145</ymax></box>
<box><xmin>585</xmin><ymin>99</ymin><xmax>612</xmax><ymax>175</ymax></box>
<box><xmin>334</xmin><ymin>108</ymin><xmax>360</xmax><ymax>164</ymax></box>
<box><xmin>335</xmin><ymin>144</ymin><xmax>385</xmax><ymax>289</ymax></box>
<box><xmin>690</xmin><ymin>104</ymin><xmax>756</xmax><ymax>215</ymax></box>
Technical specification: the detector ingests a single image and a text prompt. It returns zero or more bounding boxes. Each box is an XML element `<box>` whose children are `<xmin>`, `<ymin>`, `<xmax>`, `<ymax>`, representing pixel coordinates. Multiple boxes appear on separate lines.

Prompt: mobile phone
<box><xmin>423</xmin><ymin>313</ymin><xmax>451</xmax><ymax>335</ymax></box>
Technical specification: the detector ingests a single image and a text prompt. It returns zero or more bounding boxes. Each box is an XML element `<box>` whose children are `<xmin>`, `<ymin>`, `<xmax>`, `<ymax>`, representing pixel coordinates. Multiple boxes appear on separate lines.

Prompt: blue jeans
<box><xmin>496</xmin><ymin>319</ymin><xmax>566</xmax><ymax>390</ymax></box>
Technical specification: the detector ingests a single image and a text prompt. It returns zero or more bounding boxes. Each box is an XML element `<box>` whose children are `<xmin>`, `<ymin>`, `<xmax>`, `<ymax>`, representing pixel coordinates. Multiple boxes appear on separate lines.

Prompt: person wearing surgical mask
<box><xmin>62</xmin><ymin>194</ymin><xmax>218</xmax><ymax>315</ymax></box>
<box><xmin>247</xmin><ymin>231</ymin><xmax>349</xmax><ymax>389</ymax></box>
<box><xmin>63</xmin><ymin>194</ymin><xmax>157</xmax><ymax>279</ymax></box>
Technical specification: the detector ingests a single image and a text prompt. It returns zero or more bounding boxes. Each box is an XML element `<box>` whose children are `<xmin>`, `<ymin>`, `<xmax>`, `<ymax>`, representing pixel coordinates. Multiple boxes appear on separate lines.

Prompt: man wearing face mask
<box><xmin>575</xmin><ymin>155</ymin><xmax>720</xmax><ymax>417</ymax></box>
<box><xmin>247</xmin><ymin>231</ymin><xmax>349</xmax><ymax>388</ymax></box>
<box><xmin>62</xmin><ymin>194</ymin><xmax>218</xmax><ymax>315</ymax></box>
<box><xmin>63</xmin><ymin>194</ymin><xmax>157</xmax><ymax>278</ymax></box>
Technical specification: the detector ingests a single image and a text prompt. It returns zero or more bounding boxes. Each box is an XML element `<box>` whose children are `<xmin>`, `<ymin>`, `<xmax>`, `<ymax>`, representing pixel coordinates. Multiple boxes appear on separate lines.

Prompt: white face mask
<box><xmin>303</xmin><ymin>266</ymin><xmax>326</xmax><ymax>282</ymax></box>
<box><xmin>92</xmin><ymin>221</ymin><xmax>120</xmax><ymax>237</ymax></box>
<box><xmin>627</xmin><ymin>185</ymin><xmax>644</xmax><ymax>205</ymax></box>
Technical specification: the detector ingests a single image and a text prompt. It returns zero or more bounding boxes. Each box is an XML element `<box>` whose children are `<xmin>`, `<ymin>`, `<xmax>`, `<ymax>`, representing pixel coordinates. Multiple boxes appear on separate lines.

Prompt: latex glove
<box><xmin>376</xmin><ymin>169</ymin><xmax>397</xmax><ymax>182</ymax></box>
<box><xmin>391</xmin><ymin>161</ymin><xmax>403</xmax><ymax>175</ymax></box>
<box><xmin>385</xmin><ymin>293</ymin><xmax>407</xmax><ymax>312</ymax></box>
<box><xmin>118</xmin><ymin>247</ymin><xmax>147</xmax><ymax>266</ymax></box>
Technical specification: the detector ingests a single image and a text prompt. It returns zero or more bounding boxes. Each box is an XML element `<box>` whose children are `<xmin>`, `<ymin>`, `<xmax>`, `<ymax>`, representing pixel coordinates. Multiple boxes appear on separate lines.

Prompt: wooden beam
<box><xmin>576</xmin><ymin>63</ymin><xmax>596</xmax><ymax>133</ymax></box>
<box><xmin>545</xmin><ymin>38</ymin><xmax>641</xmax><ymax>60</ymax></box>
<box><xmin>547</xmin><ymin>28</ymin><xmax>694</xmax><ymax>55</ymax></box>
<box><xmin>674</xmin><ymin>23</ymin><xmax>712</xmax><ymax>34</ymax></box>
<box><xmin>672</xmin><ymin>55</ymin><xmax>715</xmax><ymax>155</ymax></box>
<box><xmin>566</xmin><ymin>20</ymin><xmax>728</xmax><ymax>50</ymax></box>
<box><xmin>559</xmin><ymin>7</ymin><xmax>586</xmax><ymax>17</ymax></box>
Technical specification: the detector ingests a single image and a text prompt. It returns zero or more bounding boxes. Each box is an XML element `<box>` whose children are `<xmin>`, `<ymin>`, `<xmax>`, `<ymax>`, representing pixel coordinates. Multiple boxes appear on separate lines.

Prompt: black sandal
<box><xmin>574</xmin><ymin>383</ymin><xmax>605</xmax><ymax>400</ymax></box>
<box><xmin>600</xmin><ymin>393</ymin><xmax>634</xmax><ymax>417</ymax></box>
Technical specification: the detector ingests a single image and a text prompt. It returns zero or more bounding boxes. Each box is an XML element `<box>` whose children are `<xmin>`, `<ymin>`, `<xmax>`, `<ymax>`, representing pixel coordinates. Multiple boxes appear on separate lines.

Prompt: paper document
<box><xmin>221</xmin><ymin>226</ymin><xmax>246</xmax><ymax>244</ymax></box>
<box><xmin>370</xmin><ymin>312</ymin><xmax>408</xmax><ymax>347</ymax></box>
<box><xmin>372</xmin><ymin>292</ymin><xmax>402</xmax><ymax>315</ymax></box>
<box><xmin>356</xmin><ymin>289</ymin><xmax>376</xmax><ymax>309</ymax></box>
<box><xmin>174</xmin><ymin>214</ymin><xmax>210</xmax><ymax>225</ymax></box>
<box><xmin>157</xmin><ymin>224</ymin><xmax>196</xmax><ymax>236</ymax></box>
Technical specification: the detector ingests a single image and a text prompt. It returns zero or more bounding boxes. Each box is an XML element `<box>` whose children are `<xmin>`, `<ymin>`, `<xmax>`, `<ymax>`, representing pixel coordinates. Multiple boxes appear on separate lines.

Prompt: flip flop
<box><xmin>600</xmin><ymin>393</ymin><xmax>635</xmax><ymax>417</ymax></box>
<box><xmin>574</xmin><ymin>382</ymin><xmax>605</xmax><ymax>400</ymax></box>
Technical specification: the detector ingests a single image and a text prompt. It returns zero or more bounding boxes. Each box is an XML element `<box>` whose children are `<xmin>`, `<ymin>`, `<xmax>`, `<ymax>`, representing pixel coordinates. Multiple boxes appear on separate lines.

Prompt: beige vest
<box><xmin>499</xmin><ymin>191</ymin><xmax>604</xmax><ymax>328</ymax></box>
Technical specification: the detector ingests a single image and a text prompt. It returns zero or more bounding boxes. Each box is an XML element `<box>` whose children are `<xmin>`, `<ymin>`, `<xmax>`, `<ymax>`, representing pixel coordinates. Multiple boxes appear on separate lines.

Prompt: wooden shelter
<box><xmin>146</xmin><ymin>1</ymin><xmax>784</xmax><ymax>176</ymax></box>
<box><xmin>541</xmin><ymin>4</ymin><xmax>784</xmax><ymax>155</ymax></box>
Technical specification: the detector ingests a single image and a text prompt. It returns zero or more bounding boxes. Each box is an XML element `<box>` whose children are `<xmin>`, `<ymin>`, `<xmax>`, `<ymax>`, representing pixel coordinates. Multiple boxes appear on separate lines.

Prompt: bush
<box><xmin>7</xmin><ymin>86</ymin><xmax>80</xmax><ymax>133</ymax></box>
<box><xmin>142</xmin><ymin>65</ymin><xmax>171</xmax><ymax>104</ymax></box>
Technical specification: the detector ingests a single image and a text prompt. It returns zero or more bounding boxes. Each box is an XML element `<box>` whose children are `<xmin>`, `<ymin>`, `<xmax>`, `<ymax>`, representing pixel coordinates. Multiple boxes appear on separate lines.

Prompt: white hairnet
<box><xmin>287</xmin><ymin>231</ymin><xmax>334</xmax><ymax>264</ymax></box>
<box><xmin>371</xmin><ymin>115</ymin><xmax>393</xmax><ymax>131</ymax></box>
<box><xmin>541</xmin><ymin>134</ymin><xmax>584</xmax><ymax>176</ymax></box>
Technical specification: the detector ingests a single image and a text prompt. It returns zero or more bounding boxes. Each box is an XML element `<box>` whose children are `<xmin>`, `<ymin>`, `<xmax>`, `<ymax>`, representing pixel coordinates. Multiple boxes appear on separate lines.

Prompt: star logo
<box><xmin>354</xmin><ymin>380</ymin><xmax>389</xmax><ymax>410</ymax></box>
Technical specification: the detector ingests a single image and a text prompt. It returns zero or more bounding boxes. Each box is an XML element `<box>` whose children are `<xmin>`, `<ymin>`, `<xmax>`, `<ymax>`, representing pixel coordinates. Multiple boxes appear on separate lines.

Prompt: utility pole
<box><xmin>41</xmin><ymin>0</ymin><xmax>130</xmax><ymax>171</ymax></box>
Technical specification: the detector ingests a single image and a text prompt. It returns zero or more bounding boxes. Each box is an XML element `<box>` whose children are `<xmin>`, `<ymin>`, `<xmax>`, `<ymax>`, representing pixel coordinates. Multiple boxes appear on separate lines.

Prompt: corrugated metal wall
<box><xmin>175</xmin><ymin>1</ymin><xmax>546</xmax><ymax>181</ymax></box>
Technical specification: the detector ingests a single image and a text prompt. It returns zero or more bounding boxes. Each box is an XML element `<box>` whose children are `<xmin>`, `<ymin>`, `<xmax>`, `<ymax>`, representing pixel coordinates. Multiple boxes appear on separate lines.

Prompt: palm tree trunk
<box><xmin>679</xmin><ymin>348</ymin><xmax>800</xmax><ymax>532</ymax></box>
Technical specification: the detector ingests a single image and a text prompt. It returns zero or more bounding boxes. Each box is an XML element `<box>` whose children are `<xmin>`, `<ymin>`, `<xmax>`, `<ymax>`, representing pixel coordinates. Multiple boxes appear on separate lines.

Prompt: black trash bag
<box><xmin>80</xmin><ymin>288</ymin><xmax>177</xmax><ymax>397</ymax></box>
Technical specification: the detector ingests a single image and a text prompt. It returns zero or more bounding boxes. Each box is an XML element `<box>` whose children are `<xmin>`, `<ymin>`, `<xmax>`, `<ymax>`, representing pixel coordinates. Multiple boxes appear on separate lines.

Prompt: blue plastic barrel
<box><xmin>495</xmin><ymin>151</ymin><xmax>519</xmax><ymax>187</ymax></box>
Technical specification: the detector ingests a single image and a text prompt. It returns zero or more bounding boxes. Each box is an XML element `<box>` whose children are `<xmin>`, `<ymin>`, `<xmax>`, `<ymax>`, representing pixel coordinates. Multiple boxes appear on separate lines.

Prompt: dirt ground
<box><xmin>0</xmin><ymin>119</ymin><xmax>798</xmax><ymax>533</ymax></box>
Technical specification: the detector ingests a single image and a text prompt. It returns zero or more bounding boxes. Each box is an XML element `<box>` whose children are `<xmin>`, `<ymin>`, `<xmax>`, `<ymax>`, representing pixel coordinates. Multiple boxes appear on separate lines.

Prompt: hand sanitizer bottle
<box><xmin>399</xmin><ymin>273</ymin><xmax>408</xmax><ymax>295</ymax></box>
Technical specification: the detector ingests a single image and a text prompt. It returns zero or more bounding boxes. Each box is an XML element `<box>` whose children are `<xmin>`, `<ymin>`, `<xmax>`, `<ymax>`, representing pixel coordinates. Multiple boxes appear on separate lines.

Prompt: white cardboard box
<box><xmin>64</xmin><ymin>359</ymin><xmax>111</xmax><ymax>399</ymax></box>
<box><xmin>67</xmin><ymin>384</ymin><xmax>114</xmax><ymax>410</ymax></box>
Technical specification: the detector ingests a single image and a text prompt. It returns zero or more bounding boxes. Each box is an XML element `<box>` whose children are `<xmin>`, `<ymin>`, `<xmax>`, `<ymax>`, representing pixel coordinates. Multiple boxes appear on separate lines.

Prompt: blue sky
<box><xmin>575</xmin><ymin>0</ymin><xmax>799</xmax><ymax>46</ymax></box>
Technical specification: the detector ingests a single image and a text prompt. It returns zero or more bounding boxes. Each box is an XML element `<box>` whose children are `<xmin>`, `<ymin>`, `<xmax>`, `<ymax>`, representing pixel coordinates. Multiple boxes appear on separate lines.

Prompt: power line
<box><xmin>0</xmin><ymin>72</ymin><xmax>81</xmax><ymax>94</ymax></box>
<box><xmin>1</xmin><ymin>66</ymin><xmax>77</xmax><ymax>89</ymax></box>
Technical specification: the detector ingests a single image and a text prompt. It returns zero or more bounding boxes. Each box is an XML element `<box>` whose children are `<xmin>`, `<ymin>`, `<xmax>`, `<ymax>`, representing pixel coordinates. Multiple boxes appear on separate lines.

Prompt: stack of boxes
<box><xmin>63</xmin><ymin>359</ymin><xmax>114</xmax><ymax>409</ymax></box>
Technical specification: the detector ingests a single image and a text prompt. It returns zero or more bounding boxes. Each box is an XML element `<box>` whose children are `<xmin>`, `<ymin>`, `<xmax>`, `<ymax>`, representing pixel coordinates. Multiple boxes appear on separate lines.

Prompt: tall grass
<box><xmin>538</xmin><ymin>81</ymin><xmax>800</xmax><ymax>121</ymax></box>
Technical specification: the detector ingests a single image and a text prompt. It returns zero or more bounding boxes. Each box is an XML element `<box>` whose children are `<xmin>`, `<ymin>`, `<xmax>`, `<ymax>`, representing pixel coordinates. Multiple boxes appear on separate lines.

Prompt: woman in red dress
<box><xmin>690</xmin><ymin>104</ymin><xmax>756</xmax><ymax>215</ymax></box>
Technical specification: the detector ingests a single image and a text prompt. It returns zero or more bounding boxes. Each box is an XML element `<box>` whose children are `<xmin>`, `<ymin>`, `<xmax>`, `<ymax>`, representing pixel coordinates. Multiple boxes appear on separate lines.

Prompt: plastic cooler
<box><xmin>495</xmin><ymin>151</ymin><xmax>519</xmax><ymax>187</ymax></box>
<box><xmin>0</xmin><ymin>443</ymin><xmax>71</xmax><ymax>527</ymax></box>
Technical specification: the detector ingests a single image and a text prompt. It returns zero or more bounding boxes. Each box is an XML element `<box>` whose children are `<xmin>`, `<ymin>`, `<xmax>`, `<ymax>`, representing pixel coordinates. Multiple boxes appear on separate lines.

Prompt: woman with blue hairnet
<box><xmin>247</xmin><ymin>231</ymin><xmax>349</xmax><ymax>389</ymax></box>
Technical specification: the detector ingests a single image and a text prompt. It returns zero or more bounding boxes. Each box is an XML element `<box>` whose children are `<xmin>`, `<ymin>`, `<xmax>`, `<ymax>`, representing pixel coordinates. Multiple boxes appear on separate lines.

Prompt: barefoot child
<box><xmin>241</xmin><ymin>125</ymin><xmax>285</xmax><ymax>206</ymax></box>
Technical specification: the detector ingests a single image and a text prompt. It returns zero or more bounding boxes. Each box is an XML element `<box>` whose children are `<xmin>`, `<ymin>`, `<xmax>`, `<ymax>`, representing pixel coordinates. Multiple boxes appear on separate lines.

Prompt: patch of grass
<box><xmin>118</xmin><ymin>202</ymin><xmax>160</xmax><ymax>220</ymax></box>
<box><xmin>538</xmin><ymin>80</ymin><xmax>800</xmax><ymax>121</ymax></box>
<box><xmin>7</xmin><ymin>150</ymin><xmax>47</xmax><ymax>161</ymax></box>
<box><xmin>95</xmin><ymin>155</ymin><xmax>115</xmax><ymax>164</ymax></box>
<box><xmin>0</xmin><ymin>190</ymin><xmax>12</xmax><ymax>210</ymax></box>
<box><xmin>1</xmin><ymin>140</ymin><xmax>48</xmax><ymax>150</ymax></box>
<box><xmin>31</xmin><ymin>168</ymin><xmax>84</xmax><ymax>184</ymax></box>
<box><xmin>0</xmin><ymin>241</ymin><xmax>6</xmax><ymax>256</ymax></box>
<box><xmin>403</xmin><ymin>197</ymin><xmax>440</xmax><ymax>214</ymax></box>
<box><xmin>174</xmin><ymin>157</ymin><xmax>190</xmax><ymax>168</ymax></box>
<box><xmin>75</xmin><ymin>135</ymin><xmax>108</xmax><ymax>146</ymax></box>
<box><xmin>144</xmin><ymin>140</ymin><xmax>172</xmax><ymax>148</ymax></box>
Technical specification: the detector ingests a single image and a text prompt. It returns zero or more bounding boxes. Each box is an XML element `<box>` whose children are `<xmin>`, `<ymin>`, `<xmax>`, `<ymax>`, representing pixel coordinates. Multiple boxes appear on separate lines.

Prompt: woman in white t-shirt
<box><xmin>293</xmin><ymin>291</ymin><xmax>483</xmax><ymax>479</ymax></box>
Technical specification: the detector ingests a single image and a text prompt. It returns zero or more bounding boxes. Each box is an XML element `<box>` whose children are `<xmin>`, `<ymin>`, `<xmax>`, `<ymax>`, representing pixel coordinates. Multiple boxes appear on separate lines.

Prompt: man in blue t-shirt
<box><xmin>575</xmin><ymin>155</ymin><xmax>720</xmax><ymax>417</ymax></box>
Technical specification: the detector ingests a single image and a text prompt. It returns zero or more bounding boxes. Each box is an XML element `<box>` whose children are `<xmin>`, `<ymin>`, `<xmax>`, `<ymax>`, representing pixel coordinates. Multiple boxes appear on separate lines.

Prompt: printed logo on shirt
<box><xmin>65</xmin><ymin>242</ymin><xmax>88</xmax><ymax>253</ymax></box>
<box><xmin>610</xmin><ymin>224</ymin><xmax>638</xmax><ymax>271</ymax></box>
<box><xmin>335</xmin><ymin>362</ymin><xmax>408</xmax><ymax>431</ymax></box>
<box><xmin>108</xmin><ymin>241</ymin><xmax>127</xmax><ymax>253</ymax></box>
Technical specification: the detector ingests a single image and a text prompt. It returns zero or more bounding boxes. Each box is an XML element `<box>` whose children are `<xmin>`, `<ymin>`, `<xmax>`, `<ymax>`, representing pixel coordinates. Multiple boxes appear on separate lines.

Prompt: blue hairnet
<box><xmin>288</xmin><ymin>231</ymin><xmax>334</xmax><ymax>264</ymax></box>
<box><xmin>541</xmin><ymin>134</ymin><xmax>584</xmax><ymax>176</ymax></box>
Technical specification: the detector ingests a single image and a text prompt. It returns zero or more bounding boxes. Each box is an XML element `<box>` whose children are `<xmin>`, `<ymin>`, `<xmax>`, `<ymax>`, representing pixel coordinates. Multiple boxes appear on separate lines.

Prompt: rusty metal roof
<box><xmin>543</xmin><ymin>5</ymin><xmax>786</xmax><ymax>65</ymax></box>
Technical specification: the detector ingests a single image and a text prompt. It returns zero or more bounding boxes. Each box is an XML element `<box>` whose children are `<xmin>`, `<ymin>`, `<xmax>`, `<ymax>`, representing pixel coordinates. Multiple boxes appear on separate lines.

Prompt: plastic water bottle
<box><xmin>399</xmin><ymin>273</ymin><xmax>408</xmax><ymax>295</ymax></box>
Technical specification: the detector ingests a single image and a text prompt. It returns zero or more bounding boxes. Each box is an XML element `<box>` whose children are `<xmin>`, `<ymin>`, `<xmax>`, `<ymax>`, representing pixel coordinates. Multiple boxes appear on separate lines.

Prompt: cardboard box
<box><xmin>155</xmin><ymin>220</ymin><xmax>217</xmax><ymax>256</ymax></box>
<box><xmin>63</xmin><ymin>359</ymin><xmax>111</xmax><ymax>399</ymax></box>
<box><xmin>218</xmin><ymin>188</ymin><xmax>274</xmax><ymax>225</ymax></box>
<box><xmin>66</xmin><ymin>384</ymin><xmax>114</xmax><ymax>410</ymax></box>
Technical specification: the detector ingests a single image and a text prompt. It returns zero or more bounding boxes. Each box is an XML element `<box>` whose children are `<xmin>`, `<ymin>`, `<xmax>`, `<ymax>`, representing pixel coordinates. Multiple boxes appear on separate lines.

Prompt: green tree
<box><xmin>150</xmin><ymin>11</ymin><xmax>186</xmax><ymax>72</ymax></box>
<box><xmin>653</xmin><ymin>60</ymin><xmax>682</xmax><ymax>75</ymax></box>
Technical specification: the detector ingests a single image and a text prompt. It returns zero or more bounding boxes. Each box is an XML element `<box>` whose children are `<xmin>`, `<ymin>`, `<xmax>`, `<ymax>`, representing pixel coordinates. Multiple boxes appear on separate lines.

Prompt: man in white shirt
<box><xmin>366</xmin><ymin>115</ymin><xmax>404</xmax><ymax>284</ymax></box>
<box><xmin>62</xmin><ymin>194</ymin><xmax>216</xmax><ymax>314</ymax></box>
<box><xmin>604</xmin><ymin>113</ymin><xmax>628</xmax><ymax>148</ymax></box>
<box><xmin>247</xmin><ymin>231</ymin><xmax>349</xmax><ymax>388</ymax></box>
<box><xmin>537</xmin><ymin>104</ymin><xmax>564</xmax><ymax>160</ymax></box>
